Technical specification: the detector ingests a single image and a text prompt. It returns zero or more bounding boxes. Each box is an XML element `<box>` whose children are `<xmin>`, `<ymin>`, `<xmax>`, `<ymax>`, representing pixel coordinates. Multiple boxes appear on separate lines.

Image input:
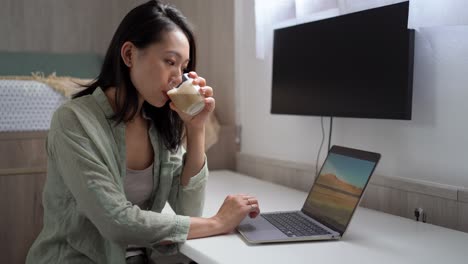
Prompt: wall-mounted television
<box><xmin>271</xmin><ymin>1</ymin><xmax>415</xmax><ymax>120</ymax></box>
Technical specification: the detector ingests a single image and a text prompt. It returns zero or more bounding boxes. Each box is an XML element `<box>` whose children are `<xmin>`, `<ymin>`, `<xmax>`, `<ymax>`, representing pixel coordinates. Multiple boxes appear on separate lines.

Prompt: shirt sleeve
<box><xmin>48</xmin><ymin>107</ymin><xmax>191</xmax><ymax>248</ymax></box>
<box><xmin>166</xmin><ymin>146</ymin><xmax>209</xmax><ymax>218</ymax></box>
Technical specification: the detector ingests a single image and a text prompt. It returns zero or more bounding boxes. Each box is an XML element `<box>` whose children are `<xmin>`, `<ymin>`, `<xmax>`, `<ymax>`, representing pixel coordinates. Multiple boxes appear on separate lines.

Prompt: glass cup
<box><xmin>167</xmin><ymin>73</ymin><xmax>206</xmax><ymax>116</ymax></box>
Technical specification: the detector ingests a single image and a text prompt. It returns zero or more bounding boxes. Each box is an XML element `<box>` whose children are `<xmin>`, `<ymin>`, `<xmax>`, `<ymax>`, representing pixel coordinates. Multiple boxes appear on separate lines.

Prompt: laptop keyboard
<box><xmin>262</xmin><ymin>212</ymin><xmax>331</xmax><ymax>237</ymax></box>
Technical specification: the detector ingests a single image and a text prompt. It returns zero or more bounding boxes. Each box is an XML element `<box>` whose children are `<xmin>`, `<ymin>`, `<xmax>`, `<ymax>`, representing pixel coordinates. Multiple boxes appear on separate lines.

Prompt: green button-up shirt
<box><xmin>26</xmin><ymin>87</ymin><xmax>208</xmax><ymax>264</ymax></box>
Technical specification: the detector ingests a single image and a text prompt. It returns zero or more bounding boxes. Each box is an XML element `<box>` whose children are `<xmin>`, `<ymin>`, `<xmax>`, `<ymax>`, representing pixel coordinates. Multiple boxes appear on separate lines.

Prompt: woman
<box><xmin>26</xmin><ymin>1</ymin><xmax>259</xmax><ymax>263</ymax></box>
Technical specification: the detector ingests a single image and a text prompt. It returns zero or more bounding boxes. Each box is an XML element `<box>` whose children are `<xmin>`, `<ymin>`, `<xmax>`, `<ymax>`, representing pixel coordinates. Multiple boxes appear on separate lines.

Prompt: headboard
<box><xmin>0</xmin><ymin>51</ymin><xmax>102</xmax><ymax>78</ymax></box>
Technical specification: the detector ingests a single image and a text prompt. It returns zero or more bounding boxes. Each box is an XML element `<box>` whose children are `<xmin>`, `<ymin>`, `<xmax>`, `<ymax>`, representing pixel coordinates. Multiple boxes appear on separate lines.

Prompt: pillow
<box><xmin>0</xmin><ymin>73</ymin><xmax>90</xmax><ymax>98</ymax></box>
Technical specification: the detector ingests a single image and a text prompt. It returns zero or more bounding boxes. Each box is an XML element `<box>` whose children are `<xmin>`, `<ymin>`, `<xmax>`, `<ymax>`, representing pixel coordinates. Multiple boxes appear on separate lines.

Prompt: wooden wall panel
<box><xmin>0</xmin><ymin>3</ymin><xmax>237</xmax><ymax>263</ymax></box>
<box><xmin>236</xmin><ymin>152</ymin><xmax>316</xmax><ymax>192</ymax></box>
<box><xmin>167</xmin><ymin>0</ymin><xmax>236</xmax><ymax>126</ymax></box>
<box><xmin>0</xmin><ymin>132</ymin><xmax>47</xmax><ymax>171</ymax></box>
<box><xmin>0</xmin><ymin>0</ymin><xmax>136</xmax><ymax>54</ymax></box>
<box><xmin>166</xmin><ymin>0</ymin><xmax>237</xmax><ymax>170</ymax></box>
<box><xmin>361</xmin><ymin>184</ymin><xmax>409</xmax><ymax>218</ymax></box>
<box><xmin>407</xmin><ymin>192</ymin><xmax>459</xmax><ymax>230</ymax></box>
<box><xmin>0</xmin><ymin>173</ymin><xmax>47</xmax><ymax>264</ymax></box>
<box><xmin>0</xmin><ymin>131</ymin><xmax>48</xmax><ymax>263</ymax></box>
<box><xmin>206</xmin><ymin>125</ymin><xmax>237</xmax><ymax>170</ymax></box>
<box><xmin>1</xmin><ymin>0</ymin><xmax>237</xmax><ymax>169</ymax></box>
<box><xmin>459</xmin><ymin>202</ymin><xmax>468</xmax><ymax>233</ymax></box>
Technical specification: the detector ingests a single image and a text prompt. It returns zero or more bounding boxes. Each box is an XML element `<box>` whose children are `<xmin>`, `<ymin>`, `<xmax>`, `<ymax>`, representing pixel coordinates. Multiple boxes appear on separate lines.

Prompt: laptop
<box><xmin>236</xmin><ymin>145</ymin><xmax>381</xmax><ymax>243</ymax></box>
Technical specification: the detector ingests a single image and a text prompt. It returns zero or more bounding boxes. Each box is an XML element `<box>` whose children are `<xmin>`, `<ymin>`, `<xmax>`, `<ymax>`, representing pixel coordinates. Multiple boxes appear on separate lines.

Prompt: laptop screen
<box><xmin>302</xmin><ymin>146</ymin><xmax>380</xmax><ymax>234</ymax></box>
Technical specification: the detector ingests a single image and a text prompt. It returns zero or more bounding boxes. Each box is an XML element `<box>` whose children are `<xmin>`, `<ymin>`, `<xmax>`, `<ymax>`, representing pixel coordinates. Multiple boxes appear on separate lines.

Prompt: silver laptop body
<box><xmin>237</xmin><ymin>145</ymin><xmax>381</xmax><ymax>244</ymax></box>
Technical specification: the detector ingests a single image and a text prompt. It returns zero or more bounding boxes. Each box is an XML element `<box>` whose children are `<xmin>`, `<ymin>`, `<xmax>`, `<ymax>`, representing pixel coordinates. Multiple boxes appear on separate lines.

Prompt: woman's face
<box><xmin>128</xmin><ymin>29</ymin><xmax>190</xmax><ymax>108</ymax></box>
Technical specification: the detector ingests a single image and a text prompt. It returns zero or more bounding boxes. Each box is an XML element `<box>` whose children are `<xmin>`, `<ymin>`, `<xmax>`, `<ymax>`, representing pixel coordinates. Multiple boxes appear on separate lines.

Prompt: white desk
<box><xmin>179</xmin><ymin>170</ymin><xmax>468</xmax><ymax>264</ymax></box>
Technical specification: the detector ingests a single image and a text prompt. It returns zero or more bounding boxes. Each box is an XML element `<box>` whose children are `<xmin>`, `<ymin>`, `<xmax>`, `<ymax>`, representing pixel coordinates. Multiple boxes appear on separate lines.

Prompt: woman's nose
<box><xmin>169</xmin><ymin>74</ymin><xmax>183</xmax><ymax>88</ymax></box>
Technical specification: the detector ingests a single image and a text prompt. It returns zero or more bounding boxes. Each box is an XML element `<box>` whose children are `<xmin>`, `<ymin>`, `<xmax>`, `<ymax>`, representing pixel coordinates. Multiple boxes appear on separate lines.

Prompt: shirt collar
<box><xmin>92</xmin><ymin>87</ymin><xmax>115</xmax><ymax>119</ymax></box>
<box><xmin>92</xmin><ymin>87</ymin><xmax>152</xmax><ymax>120</ymax></box>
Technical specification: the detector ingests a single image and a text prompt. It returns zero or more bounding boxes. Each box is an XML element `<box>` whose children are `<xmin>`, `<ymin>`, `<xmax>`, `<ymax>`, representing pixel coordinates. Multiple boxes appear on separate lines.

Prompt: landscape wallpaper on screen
<box><xmin>304</xmin><ymin>153</ymin><xmax>375</xmax><ymax>232</ymax></box>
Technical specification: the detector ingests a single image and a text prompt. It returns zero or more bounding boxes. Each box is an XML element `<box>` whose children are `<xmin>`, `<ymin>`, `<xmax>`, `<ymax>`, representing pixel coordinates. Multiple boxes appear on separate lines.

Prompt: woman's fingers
<box><xmin>245</xmin><ymin>197</ymin><xmax>260</xmax><ymax>218</ymax></box>
<box><xmin>187</xmin><ymin>71</ymin><xmax>207</xmax><ymax>87</ymax></box>
<box><xmin>249</xmin><ymin>207</ymin><xmax>260</xmax><ymax>218</ymax></box>
<box><xmin>239</xmin><ymin>194</ymin><xmax>260</xmax><ymax>218</ymax></box>
<box><xmin>200</xmin><ymin>86</ymin><xmax>213</xmax><ymax>97</ymax></box>
<box><xmin>214</xmin><ymin>194</ymin><xmax>261</xmax><ymax>233</ymax></box>
<box><xmin>203</xmin><ymin>97</ymin><xmax>215</xmax><ymax>113</ymax></box>
<box><xmin>193</xmin><ymin>76</ymin><xmax>206</xmax><ymax>87</ymax></box>
<box><xmin>187</xmin><ymin>71</ymin><xmax>198</xmax><ymax>79</ymax></box>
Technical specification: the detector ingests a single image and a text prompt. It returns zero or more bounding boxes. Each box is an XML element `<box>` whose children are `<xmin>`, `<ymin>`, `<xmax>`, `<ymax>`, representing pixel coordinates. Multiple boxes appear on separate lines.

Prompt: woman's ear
<box><xmin>121</xmin><ymin>41</ymin><xmax>134</xmax><ymax>68</ymax></box>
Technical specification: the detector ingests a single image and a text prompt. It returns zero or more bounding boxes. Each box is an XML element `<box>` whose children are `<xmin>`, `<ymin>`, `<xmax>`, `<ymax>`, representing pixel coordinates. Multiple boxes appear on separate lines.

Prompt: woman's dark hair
<box><xmin>74</xmin><ymin>0</ymin><xmax>196</xmax><ymax>152</ymax></box>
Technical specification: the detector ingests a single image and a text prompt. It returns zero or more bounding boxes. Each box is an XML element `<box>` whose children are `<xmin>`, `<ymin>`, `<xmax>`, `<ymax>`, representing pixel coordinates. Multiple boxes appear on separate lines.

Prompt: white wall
<box><xmin>235</xmin><ymin>0</ymin><xmax>468</xmax><ymax>187</ymax></box>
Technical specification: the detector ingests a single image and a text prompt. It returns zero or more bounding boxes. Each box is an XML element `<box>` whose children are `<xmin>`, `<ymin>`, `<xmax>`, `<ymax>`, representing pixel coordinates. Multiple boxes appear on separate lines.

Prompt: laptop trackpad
<box><xmin>237</xmin><ymin>215</ymin><xmax>288</xmax><ymax>242</ymax></box>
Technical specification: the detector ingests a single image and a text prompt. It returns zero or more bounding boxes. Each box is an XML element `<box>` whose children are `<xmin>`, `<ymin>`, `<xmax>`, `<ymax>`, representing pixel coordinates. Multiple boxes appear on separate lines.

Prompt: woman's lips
<box><xmin>163</xmin><ymin>91</ymin><xmax>170</xmax><ymax>101</ymax></box>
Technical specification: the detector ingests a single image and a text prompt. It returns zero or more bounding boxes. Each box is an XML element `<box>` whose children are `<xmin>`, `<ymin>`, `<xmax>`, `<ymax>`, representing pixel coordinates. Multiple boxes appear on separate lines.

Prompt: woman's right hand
<box><xmin>211</xmin><ymin>194</ymin><xmax>260</xmax><ymax>234</ymax></box>
<box><xmin>186</xmin><ymin>194</ymin><xmax>260</xmax><ymax>239</ymax></box>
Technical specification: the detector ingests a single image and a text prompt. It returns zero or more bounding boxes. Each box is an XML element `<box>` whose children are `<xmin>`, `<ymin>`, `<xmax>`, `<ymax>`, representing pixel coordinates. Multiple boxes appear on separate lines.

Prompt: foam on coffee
<box><xmin>167</xmin><ymin>76</ymin><xmax>205</xmax><ymax>116</ymax></box>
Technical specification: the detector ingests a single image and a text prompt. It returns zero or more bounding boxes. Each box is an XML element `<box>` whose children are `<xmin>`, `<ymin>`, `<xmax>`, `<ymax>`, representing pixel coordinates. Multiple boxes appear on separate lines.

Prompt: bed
<box><xmin>0</xmin><ymin>51</ymin><xmax>102</xmax><ymax>264</ymax></box>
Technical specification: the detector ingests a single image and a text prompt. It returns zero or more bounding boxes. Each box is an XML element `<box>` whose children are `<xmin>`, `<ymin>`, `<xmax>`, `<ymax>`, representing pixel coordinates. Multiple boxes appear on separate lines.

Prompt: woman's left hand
<box><xmin>169</xmin><ymin>71</ymin><xmax>215</xmax><ymax>130</ymax></box>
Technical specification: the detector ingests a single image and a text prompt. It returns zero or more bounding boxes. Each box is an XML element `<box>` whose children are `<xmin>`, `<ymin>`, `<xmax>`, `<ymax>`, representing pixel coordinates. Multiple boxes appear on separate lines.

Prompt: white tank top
<box><xmin>124</xmin><ymin>163</ymin><xmax>154</xmax><ymax>209</ymax></box>
<box><xmin>124</xmin><ymin>163</ymin><xmax>154</xmax><ymax>258</ymax></box>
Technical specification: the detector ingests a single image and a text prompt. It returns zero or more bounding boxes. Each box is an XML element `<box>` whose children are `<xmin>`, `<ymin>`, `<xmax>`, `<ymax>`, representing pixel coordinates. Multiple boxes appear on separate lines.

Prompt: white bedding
<box><xmin>0</xmin><ymin>80</ymin><xmax>67</xmax><ymax>132</ymax></box>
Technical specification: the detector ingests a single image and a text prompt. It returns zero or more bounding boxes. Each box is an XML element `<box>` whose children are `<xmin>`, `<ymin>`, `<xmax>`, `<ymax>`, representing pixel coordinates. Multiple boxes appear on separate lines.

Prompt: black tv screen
<box><xmin>271</xmin><ymin>2</ymin><xmax>414</xmax><ymax>120</ymax></box>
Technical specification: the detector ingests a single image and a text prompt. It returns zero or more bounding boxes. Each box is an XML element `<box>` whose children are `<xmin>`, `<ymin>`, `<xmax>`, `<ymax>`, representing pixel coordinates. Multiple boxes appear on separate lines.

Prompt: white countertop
<box><xmin>179</xmin><ymin>170</ymin><xmax>468</xmax><ymax>264</ymax></box>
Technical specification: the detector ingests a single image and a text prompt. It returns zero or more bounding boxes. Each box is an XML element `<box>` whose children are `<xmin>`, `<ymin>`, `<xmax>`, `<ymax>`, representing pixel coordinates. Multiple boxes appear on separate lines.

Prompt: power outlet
<box><xmin>414</xmin><ymin>207</ymin><xmax>427</xmax><ymax>222</ymax></box>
